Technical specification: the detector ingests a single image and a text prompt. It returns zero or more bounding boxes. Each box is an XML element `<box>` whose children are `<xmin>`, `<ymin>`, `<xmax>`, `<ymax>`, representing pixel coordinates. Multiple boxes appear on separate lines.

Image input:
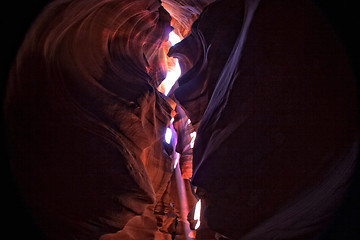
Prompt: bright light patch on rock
<box><xmin>168</xmin><ymin>31</ymin><xmax>181</xmax><ymax>45</ymax></box>
<box><xmin>194</xmin><ymin>199</ymin><xmax>201</xmax><ymax>230</ymax></box>
<box><xmin>161</xmin><ymin>32</ymin><xmax>182</xmax><ymax>95</ymax></box>
<box><xmin>165</xmin><ymin>128</ymin><xmax>172</xmax><ymax>144</ymax></box>
<box><xmin>190</xmin><ymin>131</ymin><xmax>197</xmax><ymax>148</ymax></box>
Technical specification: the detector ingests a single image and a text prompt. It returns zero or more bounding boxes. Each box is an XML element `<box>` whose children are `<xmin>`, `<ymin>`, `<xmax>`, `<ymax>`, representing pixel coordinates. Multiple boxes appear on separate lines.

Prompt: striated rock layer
<box><xmin>4</xmin><ymin>0</ymin><xmax>359</xmax><ymax>239</ymax></box>
<box><xmin>5</xmin><ymin>0</ymin><xmax>179</xmax><ymax>239</ymax></box>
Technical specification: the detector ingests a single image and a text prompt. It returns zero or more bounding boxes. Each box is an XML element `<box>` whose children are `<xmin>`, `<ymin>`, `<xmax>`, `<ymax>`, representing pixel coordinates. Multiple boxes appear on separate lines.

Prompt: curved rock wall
<box><xmin>5</xmin><ymin>0</ymin><xmax>176</xmax><ymax>239</ymax></box>
<box><xmin>4</xmin><ymin>0</ymin><xmax>359</xmax><ymax>239</ymax></box>
<box><xmin>171</xmin><ymin>0</ymin><xmax>359</xmax><ymax>239</ymax></box>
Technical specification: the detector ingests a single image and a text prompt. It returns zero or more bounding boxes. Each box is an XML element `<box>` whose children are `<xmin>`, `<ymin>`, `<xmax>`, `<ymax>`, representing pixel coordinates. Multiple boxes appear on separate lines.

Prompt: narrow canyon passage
<box><xmin>3</xmin><ymin>0</ymin><xmax>359</xmax><ymax>240</ymax></box>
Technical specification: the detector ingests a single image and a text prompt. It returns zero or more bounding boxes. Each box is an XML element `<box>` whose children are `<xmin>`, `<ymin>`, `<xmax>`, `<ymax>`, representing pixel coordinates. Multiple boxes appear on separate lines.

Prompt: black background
<box><xmin>2</xmin><ymin>1</ymin><xmax>359</xmax><ymax>239</ymax></box>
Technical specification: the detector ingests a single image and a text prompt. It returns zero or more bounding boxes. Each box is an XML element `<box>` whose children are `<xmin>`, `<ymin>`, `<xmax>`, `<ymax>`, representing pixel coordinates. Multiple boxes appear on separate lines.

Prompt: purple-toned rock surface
<box><xmin>170</xmin><ymin>0</ymin><xmax>359</xmax><ymax>239</ymax></box>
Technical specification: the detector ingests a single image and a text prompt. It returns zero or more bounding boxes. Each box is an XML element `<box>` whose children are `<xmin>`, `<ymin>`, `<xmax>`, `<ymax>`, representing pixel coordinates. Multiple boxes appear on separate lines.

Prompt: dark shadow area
<box><xmin>3</xmin><ymin>1</ymin><xmax>50</xmax><ymax>239</ymax></box>
<box><xmin>312</xmin><ymin>1</ymin><xmax>360</xmax><ymax>239</ymax></box>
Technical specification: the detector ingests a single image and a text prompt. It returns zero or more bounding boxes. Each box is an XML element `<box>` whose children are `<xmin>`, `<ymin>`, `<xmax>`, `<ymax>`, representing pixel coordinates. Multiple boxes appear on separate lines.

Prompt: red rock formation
<box><xmin>162</xmin><ymin>0</ymin><xmax>215</xmax><ymax>38</ymax></box>
<box><xmin>4</xmin><ymin>0</ymin><xmax>179</xmax><ymax>239</ymax></box>
<box><xmin>4</xmin><ymin>0</ymin><xmax>359</xmax><ymax>239</ymax></box>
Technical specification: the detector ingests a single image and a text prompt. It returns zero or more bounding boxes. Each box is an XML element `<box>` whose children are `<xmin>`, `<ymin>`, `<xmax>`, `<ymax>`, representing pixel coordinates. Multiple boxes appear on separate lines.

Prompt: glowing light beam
<box><xmin>173</xmin><ymin>152</ymin><xmax>180</xmax><ymax>169</ymax></box>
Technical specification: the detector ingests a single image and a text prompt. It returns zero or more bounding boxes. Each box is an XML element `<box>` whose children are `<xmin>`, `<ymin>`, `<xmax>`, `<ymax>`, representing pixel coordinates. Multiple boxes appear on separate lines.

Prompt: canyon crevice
<box><xmin>4</xmin><ymin>0</ymin><xmax>359</xmax><ymax>239</ymax></box>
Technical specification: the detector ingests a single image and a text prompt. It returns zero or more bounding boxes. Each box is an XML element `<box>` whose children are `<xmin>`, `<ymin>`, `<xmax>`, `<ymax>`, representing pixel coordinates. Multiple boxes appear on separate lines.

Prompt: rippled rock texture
<box><xmin>4</xmin><ymin>0</ymin><xmax>359</xmax><ymax>240</ymax></box>
<box><xmin>5</xmin><ymin>0</ymin><xmax>179</xmax><ymax>239</ymax></box>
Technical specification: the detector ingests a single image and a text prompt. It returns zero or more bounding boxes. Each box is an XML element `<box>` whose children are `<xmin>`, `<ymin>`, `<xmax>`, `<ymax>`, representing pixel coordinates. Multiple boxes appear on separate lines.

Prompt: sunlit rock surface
<box><xmin>171</xmin><ymin>0</ymin><xmax>359</xmax><ymax>239</ymax></box>
<box><xmin>162</xmin><ymin>0</ymin><xmax>215</xmax><ymax>38</ymax></box>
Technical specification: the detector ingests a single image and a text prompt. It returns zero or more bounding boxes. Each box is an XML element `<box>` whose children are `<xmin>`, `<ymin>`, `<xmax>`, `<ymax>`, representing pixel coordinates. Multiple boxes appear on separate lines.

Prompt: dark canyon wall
<box><xmin>170</xmin><ymin>0</ymin><xmax>359</xmax><ymax>239</ymax></box>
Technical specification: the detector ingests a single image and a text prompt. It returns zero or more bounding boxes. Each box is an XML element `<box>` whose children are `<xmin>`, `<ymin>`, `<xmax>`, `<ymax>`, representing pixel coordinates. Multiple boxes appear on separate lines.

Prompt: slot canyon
<box><xmin>2</xmin><ymin>0</ymin><xmax>359</xmax><ymax>239</ymax></box>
